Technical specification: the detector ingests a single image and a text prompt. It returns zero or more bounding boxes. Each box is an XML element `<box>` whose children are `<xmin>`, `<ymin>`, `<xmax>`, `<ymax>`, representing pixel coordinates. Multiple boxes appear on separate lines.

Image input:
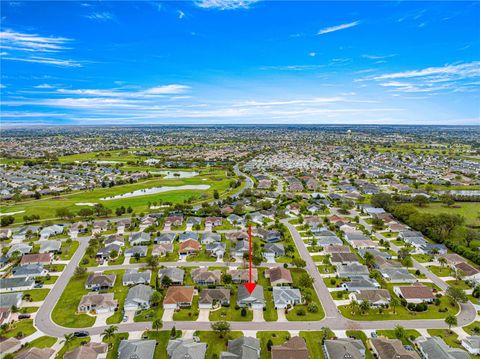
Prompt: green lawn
<box><xmin>428</xmin><ymin>265</ymin><xmax>453</xmax><ymax>277</ymax></box>
<box><xmin>195</xmin><ymin>331</ymin><xmax>243</xmax><ymax>359</ymax></box>
<box><xmin>339</xmin><ymin>295</ymin><xmax>458</xmax><ymax>321</ymax></box>
<box><xmin>186</xmin><ymin>249</ymin><xmax>216</xmax><ymax>262</ymax></box>
<box><xmin>1</xmin><ymin>319</ymin><xmax>36</xmax><ymax>338</ymax></box>
<box><xmin>256</xmin><ymin>268</ymin><xmax>278</xmax><ymax>321</ymax></box>
<box><xmin>412</xmin><ymin>254</ymin><xmax>434</xmax><ymax>263</ymax></box>
<box><xmin>463</xmin><ymin>321</ymin><xmax>480</xmax><ymax>335</ymax></box>
<box><xmin>60</xmin><ymin>240</ymin><xmax>80</xmax><ymax>260</ymax></box>
<box><xmin>134</xmin><ymin>307</ymin><xmax>164</xmax><ymax>322</ymax></box>
<box><xmin>417</xmin><ymin>202</ymin><xmax>480</xmax><ymax>227</ymax></box>
<box><xmin>300</xmin><ymin>330</ymin><xmax>335</xmax><ymax>359</ymax></box>
<box><xmin>323</xmin><ymin>277</ymin><xmax>346</xmax><ymax>288</ymax></box>
<box><xmin>172</xmin><ymin>296</ymin><xmax>199</xmax><ymax>321</ymax></box>
<box><xmin>104</xmin><ymin>270</ymin><xmax>129</xmax><ymax>325</ymax></box>
<box><xmin>105</xmin><ymin>332</ymin><xmax>129</xmax><ymax>359</ymax></box>
<box><xmin>56</xmin><ymin>337</ymin><xmax>91</xmax><ymax>359</ymax></box>
<box><xmin>257</xmin><ymin>331</ymin><xmax>290</xmax><ymax>359</ymax></box>
<box><xmin>445</xmin><ymin>280</ymin><xmax>471</xmax><ymax>289</ymax></box>
<box><xmin>376</xmin><ymin>329</ymin><xmax>421</xmax><ymax>345</ymax></box>
<box><xmin>37</xmin><ymin>275</ymin><xmax>58</xmax><ymax>285</ymax></box>
<box><xmin>25</xmin><ymin>336</ymin><xmax>57</xmax><ymax>349</ymax></box>
<box><xmin>427</xmin><ymin>329</ymin><xmax>462</xmax><ymax>349</ymax></box>
<box><xmin>52</xmin><ymin>272</ymin><xmax>96</xmax><ymax>328</ymax></box>
<box><xmin>18</xmin><ymin>288</ymin><xmax>50</xmax><ymax>301</ymax></box>
<box><xmin>141</xmin><ymin>330</ymin><xmax>181</xmax><ymax>358</ymax></box>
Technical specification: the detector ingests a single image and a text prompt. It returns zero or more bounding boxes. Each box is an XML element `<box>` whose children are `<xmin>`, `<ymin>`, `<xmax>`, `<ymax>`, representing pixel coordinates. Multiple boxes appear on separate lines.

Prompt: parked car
<box><xmin>123</xmin><ymin>315</ymin><xmax>128</xmax><ymax>322</ymax></box>
<box><xmin>370</xmin><ymin>332</ymin><xmax>378</xmax><ymax>338</ymax></box>
<box><xmin>18</xmin><ymin>314</ymin><xmax>31</xmax><ymax>319</ymax></box>
<box><xmin>73</xmin><ymin>331</ymin><xmax>89</xmax><ymax>337</ymax></box>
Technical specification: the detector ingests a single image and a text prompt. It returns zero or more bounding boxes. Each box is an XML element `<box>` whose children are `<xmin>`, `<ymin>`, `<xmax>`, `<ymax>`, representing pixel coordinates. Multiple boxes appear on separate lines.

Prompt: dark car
<box><xmin>73</xmin><ymin>331</ymin><xmax>89</xmax><ymax>337</ymax></box>
<box><xmin>18</xmin><ymin>314</ymin><xmax>31</xmax><ymax>319</ymax></box>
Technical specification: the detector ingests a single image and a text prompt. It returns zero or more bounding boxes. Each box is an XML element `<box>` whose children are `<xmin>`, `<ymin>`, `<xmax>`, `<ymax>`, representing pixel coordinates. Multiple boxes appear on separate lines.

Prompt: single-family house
<box><xmin>124</xmin><ymin>246</ymin><xmax>148</xmax><ymax>258</ymax></box>
<box><xmin>78</xmin><ymin>293</ymin><xmax>117</xmax><ymax>314</ymax></box>
<box><xmin>205</xmin><ymin>242</ymin><xmax>226</xmax><ymax>259</ymax></box>
<box><xmin>349</xmin><ymin>289</ymin><xmax>391</xmax><ymax>307</ymax></box>
<box><xmin>265</xmin><ymin>267</ymin><xmax>293</xmax><ymax>286</ymax></box>
<box><xmin>370</xmin><ymin>338</ymin><xmax>420</xmax><ymax>359</ymax></box>
<box><xmin>0</xmin><ymin>293</ymin><xmax>23</xmax><ymax>309</ymax></box>
<box><xmin>156</xmin><ymin>233</ymin><xmax>176</xmax><ymax>244</ymax></box>
<box><xmin>178</xmin><ymin>239</ymin><xmax>201</xmax><ymax>256</ymax></box>
<box><xmin>129</xmin><ymin>232</ymin><xmax>151</xmax><ymax>246</ymax></box>
<box><xmin>394</xmin><ymin>284</ymin><xmax>435</xmax><ymax>304</ymax></box>
<box><xmin>0</xmin><ymin>277</ymin><xmax>35</xmax><ymax>292</ymax></box>
<box><xmin>228</xmin><ymin>269</ymin><xmax>258</xmax><ymax>284</ymax></box>
<box><xmin>191</xmin><ymin>268</ymin><xmax>222</xmax><ymax>285</ymax></box>
<box><xmin>158</xmin><ymin>268</ymin><xmax>185</xmax><ymax>285</ymax></box>
<box><xmin>271</xmin><ymin>336</ymin><xmax>310</xmax><ymax>359</ymax></box>
<box><xmin>416</xmin><ymin>337</ymin><xmax>469</xmax><ymax>359</ymax></box>
<box><xmin>12</xmin><ymin>263</ymin><xmax>47</xmax><ymax>278</ymax></box>
<box><xmin>323</xmin><ymin>339</ymin><xmax>365</xmax><ymax>359</ymax></box>
<box><xmin>167</xmin><ymin>338</ymin><xmax>207</xmax><ymax>359</ymax></box>
<box><xmin>461</xmin><ymin>336</ymin><xmax>480</xmax><ymax>356</ymax></box>
<box><xmin>85</xmin><ymin>273</ymin><xmax>116</xmax><ymax>290</ymax></box>
<box><xmin>38</xmin><ymin>240</ymin><xmax>61</xmax><ymax>254</ymax></box>
<box><xmin>118</xmin><ymin>340</ymin><xmax>156</xmax><ymax>359</ymax></box>
<box><xmin>20</xmin><ymin>253</ymin><xmax>52</xmax><ymax>266</ymax></box>
<box><xmin>123</xmin><ymin>269</ymin><xmax>151</xmax><ymax>286</ymax></box>
<box><xmin>220</xmin><ymin>337</ymin><xmax>260</xmax><ymax>359</ymax></box>
<box><xmin>272</xmin><ymin>286</ymin><xmax>302</xmax><ymax>309</ymax></box>
<box><xmin>201</xmin><ymin>232</ymin><xmax>221</xmax><ymax>244</ymax></box>
<box><xmin>199</xmin><ymin>288</ymin><xmax>230</xmax><ymax>309</ymax></box>
<box><xmin>152</xmin><ymin>243</ymin><xmax>174</xmax><ymax>256</ymax></box>
<box><xmin>124</xmin><ymin>284</ymin><xmax>153</xmax><ymax>311</ymax></box>
<box><xmin>163</xmin><ymin>286</ymin><xmax>194</xmax><ymax>309</ymax></box>
<box><xmin>237</xmin><ymin>284</ymin><xmax>265</xmax><ymax>309</ymax></box>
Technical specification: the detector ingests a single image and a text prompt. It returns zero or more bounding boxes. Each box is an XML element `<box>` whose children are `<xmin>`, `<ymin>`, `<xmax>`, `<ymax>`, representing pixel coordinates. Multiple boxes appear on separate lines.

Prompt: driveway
<box><xmin>253</xmin><ymin>308</ymin><xmax>264</xmax><ymax>322</ymax></box>
<box><xmin>197</xmin><ymin>309</ymin><xmax>210</xmax><ymax>322</ymax></box>
<box><xmin>162</xmin><ymin>309</ymin><xmax>174</xmax><ymax>321</ymax></box>
<box><xmin>277</xmin><ymin>309</ymin><xmax>287</xmax><ymax>322</ymax></box>
<box><xmin>125</xmin><ymin>310</ymin><xmax>136</xmax><ymax>323</ymax></box>
<box><xmin>94</xmin><ymin>312</ymin><xmax>111</xmax><ymax>327</ymax></box>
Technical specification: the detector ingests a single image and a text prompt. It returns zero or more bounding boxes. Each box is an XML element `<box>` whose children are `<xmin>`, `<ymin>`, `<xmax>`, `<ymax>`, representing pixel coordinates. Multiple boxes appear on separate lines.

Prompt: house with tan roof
<box><xmin>370</xmin><ymin>338</ymin><xmax>420</xmax><ymax>359</ymax></box>
<box><xmin>271</xmin><ymin>336</ymin><xmax>310</xmax><ymax>359</ymax></box>
<box><xmin>191</xmin><ymin>267</ymin><xmax>222</xmax><ymax>285</ymax></box>
<box><xmin>227</xmin><ymin>268</ymin><xmax>258</xmax><ymax>284</ymax></box>
<box><xmin>393</xmin><ymin>284</ymin><xmax>435</xmax><ymax>304</ymax></box>
<box><xmin>163</xmin><ymin>286</ymin><xmax>194</xmax><ymax>309</ymax></box>
<box><xmin>265</xmin><ymin>267</ymin><xmax>293</xmax><ymax>286</ymax></box>
<box><xmin>199</xmin><ymin>288</ymin><xmax>230</xmax><ymax>309</ymax></box>
<box><xmin>85</xmin><ymin>273</ymin><xmax>116</xmax><ymax>291</ymax></box>
<box><xmin>78</xmin><ymin>293</ymin><xmax>117</xmax><ymax>314</ymax></box>
<box><xmin>19</xmin><ymin>253</ymin><xmax>52</xmax><ymax>266</ymax></box>
<box><xmin>64</xmin><ymin>342</ymin><xmax>108</xmax><ymax>359</ymax></box>
<box><xmin>350</xmin><ymin>289</ymin><xmax>391</xmax><ymax>307</ymax></box>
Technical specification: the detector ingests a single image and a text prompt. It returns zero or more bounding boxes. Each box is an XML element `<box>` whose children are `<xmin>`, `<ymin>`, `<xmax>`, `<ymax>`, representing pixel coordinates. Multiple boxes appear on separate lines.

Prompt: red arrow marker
<box><xmin>245</xmin><ymin>224</ymin><xmax>256</xmax><ymax>294</ymax></box>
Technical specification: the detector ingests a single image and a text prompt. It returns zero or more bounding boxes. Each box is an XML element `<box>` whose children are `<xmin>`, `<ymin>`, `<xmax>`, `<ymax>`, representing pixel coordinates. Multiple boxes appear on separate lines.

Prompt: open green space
<box><xmin>52</xmin><ymin>272</ymin><xmax>96</xmax><ymax>328</ymax></box>
<box><xmin>376</xmin><ymin>329</ymin><xmax>421</xmax><ymax>345</ymax></box>
<box><xmin>339</xmin><ymin>294</ymin><xmax>458</xmax><ymax>320</ymax></box>
<box><xmin>209</xmin><ymin>290</ymin><xmax>253</xmax><ymax>322</ymax></box>
<box><xmin>25</xmin><ymin>336</ymin><xmax>57</xmax><ymax>349</ymax></box>
<box><xmin>1</xmin><ymin>168</ymin><xmax>238</xmax><ymax>222</ymax></box>
<box><xmin>300</xmin><ymin>329</ymin><xmax>335</xmax><ymax>359</ymax></box>
<box><xmin>18</xmin><ymin>288</ymin><xmax>50</xmax><ymax>302</ymax></box>
<box><xmin>427</xmin><ymin>265</ymin><xmax>453</xmax><ymax>277</ymax></box>
<box><xmin>416</xmin><ymin>202</ymin><xmax>480</xmax><ymax>227</ymax></box>
<box><xmin>257</xmin><ymin>331</ymin><xmax>290</xmax><ymax>359</ymax></box>
<box><xmin>141</xmin><ymin>330</ymin><xmax>181</xmax><ymax>358</ymax></box>
<box><xmin>60</xmin><ymin>240</ymin><xmax>79</xmax><ymax>260</ymax></box>
<box><xmin>105</xmin><ymin>270</ymin><xmax>129</xmax><ymax>325</ymax></box>
<box><xmin>463</xmin><ymin>321</ymin><xmax>480</xmax><ymax>335</ymax></box>
<box><xmin>104</xmin><ymin>332</ymin><xmax>129</xmax><ymax>359</ymax></box>
<box><xmin>285</xmin><ymin>268</ymin><xmax>324</xmax><ymax>321</ymax></box>
<box><xmin>172</xmin><ymin>296</ymin><xmax>199</xmax><ymax>321</ymax></box>
<box><xmin>1</xmin><ymin>319</ymin><xmax>36</xmax><ymax>338</ymax></box>
<box><xmin>195</xmin><ymin>331</ymin><xmax>243</xmax><ymax>359</ymax></box>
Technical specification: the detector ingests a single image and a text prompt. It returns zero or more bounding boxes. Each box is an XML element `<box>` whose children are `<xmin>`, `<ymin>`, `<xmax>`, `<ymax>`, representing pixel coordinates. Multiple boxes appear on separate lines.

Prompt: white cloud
<box><xmin>317</xmin><ymin>21</ymin><xmax>360</xmax><ymax>35</ymax></box>
<box><xmin>2</xmin><ymin>56</ymin><xmax>81</xmax><ymax>67</ymax></box>
<box><xmin>0</xmin><ymin>29</ymin><xmax>80</xmax><ymax>67</ymax></box>
<box><xmin>55</xmin><ymin>84</ymin><xmax>191</xmax><ymax>98</ymax></box>
<box><xmin>364</xmin><ymin>61</ymin><xmax>480</xmax><ymax>93</ymax></box>
<box><xmin>195</xmin><ymin>0</ymin><xmax>259</xmax><ymax>10</ymax></box>
<box><xmin>85</xmin><ymin>12</ymin><xmax>116</xmax><ymax>22</ymax></box>
<box><xmin>361</xmin><ymin>54</ymin><xmax>395</xmax><ymax>60</ymax></box>
<box><xmin>309</xmin><ymin>52</ymin><xmax>316</xmax><ymax>57</ymax></box>
<box><xmin>143</xmin><ymin>84</ymin><xmax>191</xmax><ymax>95</ymax></box>
<box><xmin>33</xmin><ymin>84</ymin><xmax>54</xmax><ymax>89</ymax></box>
<box><xmin>178</xmin><ymin>10</ymin><xmax>185</xmax><ymax>19</ymax></box>
<box><xmin>0</xmin><ymin>84</ymin><xmax>5</xmax><ymax>89</ymax></box>
<box><xmin>0</xmin><ymin>29</ymin><xmax>71</xmax><ymax>52</ymax></box>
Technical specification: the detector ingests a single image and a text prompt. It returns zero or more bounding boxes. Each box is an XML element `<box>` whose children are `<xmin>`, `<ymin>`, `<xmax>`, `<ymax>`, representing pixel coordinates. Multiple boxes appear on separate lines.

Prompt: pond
<box><xmin>151</xmin><ymin>171</ymin><xmax>199</xmax><ymax>179</ymax></box>
<box><xmin>100</xmin><ymin>184</ymin><xmax>210</xmax><ymax>200</ymax></box>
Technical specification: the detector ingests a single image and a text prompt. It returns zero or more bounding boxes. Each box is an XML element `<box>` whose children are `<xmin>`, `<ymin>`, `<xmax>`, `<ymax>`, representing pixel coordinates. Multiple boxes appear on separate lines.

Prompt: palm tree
<box><xmin>146</xmin><ymin>255</ymin><xmax>160</xmax><ymax>273</ymax></box>
<box><xmin>438</xmin><ymin>257</ymin><xmax>447</xmax><ymax>268</ymax></box>
<box><xmin>152</xmin><ymin>319</ymin><xmax>162</xmax><ymax>332</ymax></box>
<box><xmin>349</xmin><ymin>299</ymin><xmax>358</xmax><ymax>315</ymax></box>
<box><xmin>454</xmin><ymin>269</ymin><xmax>465</xmax><ymax>284</ymax></box>
<box><xmin>102</xmin><ymin>325</ymin><xmax>118</xmax><ymax>347</ymax></box>
<box><xmin>390</xmin><ymin>297</ymin><xmax>400</xmax><ymax>314</ymax></box>
<box><xmin>394</xmin><ymin>325</ymin><xmax>406</xmax><ymax>340</ymax></box>
<box><xmin>359</xmin><ymin>300</ymin><xmax>370</xmax><ymax>315</ymax></box>
<box><xmin>445</xmin><ymin>314</ymin><xmax>457</xmax><ymax>333</ymax></box>
<box><xmin>60</xmin><ymin>333</ymin><xmax>74</xmax><ymax>346</ymax></box>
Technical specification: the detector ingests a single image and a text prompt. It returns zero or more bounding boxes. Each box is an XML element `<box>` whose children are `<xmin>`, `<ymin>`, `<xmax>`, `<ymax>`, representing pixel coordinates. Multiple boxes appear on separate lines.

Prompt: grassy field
<box><xmin>172</xmin><ymin>296</ymin><xmax>199</xmax><ymax>321</ymax></box>
<box><xmin>416</xmin><ymin>202</ymin><xmax>480</xmax><ymax>227</ymax></box>
<box><xmin>195</xmin><ymin>331</ymin><xmax>243</xmax><ymax>359</ymax></box>
<box><xmin>209</xmin><ymin>290</ymin><xmax>253</xmax><ymax>322</ymax></box>
<box><xmin>25</xmin><ymin>336</ymin><xmax>57</xmax><ymax>349</ymax></box>
<box><xmin>142</xmin><ymin>330</ymin><xmax>181</xmax><ymax>358</ymax></box>
<box><xmin>1</xmin><ymin>319</ymin><xmax>36</xmax><ymax>338</ymax></box>
<box><xmin>427</xmin><ymin>329</ymin><xmax>462</xmax><ymax>348</ymax></box>
<box><xmin>1</xmin><ymin>168</ymin><xmax>237</xmax><ymax>222</ymax></box>
<box><xmin>52</xmin><ymin>272</ymin><xmax>96</xmax><ymax>328</ymax></box>
<box><xmin>463</xmin><ymin>321</ymin><xmax>480</xmax><ymax>335</ymax></box>
<box><xmin>17</xmin><ymin>288</ymin><xmax>50</xmax><ymax>301</ymax></box>
<box><xmin>257</xmin><ymin>331</ymin><xmax>290</xmax><ymax>359</ymax></box>
<box><xmin>285</xmin><ymin>269</ymin><xmax>324</xmax><ymax>321</ymax></box>
<box><xmin>104</xmin><ymin>270</ymin><xmax>129</xmax><ymax>325</ymax></box>
<box><xmin>376</xmin><ymin>329</ymin><xmax>421</xmax><ymax>345</ymax></box>
<box><xmin>105</xmin><ymin>332</ymin><xmax>129</xmax><ymax>359</ymax></box>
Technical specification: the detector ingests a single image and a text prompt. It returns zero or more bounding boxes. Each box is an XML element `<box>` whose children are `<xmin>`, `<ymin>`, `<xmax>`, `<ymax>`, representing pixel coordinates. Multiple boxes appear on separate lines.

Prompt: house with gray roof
<box><xmin>220</xmin><ymin>336</ymin><xmax>260</xmax><ymax>359</ymax></box>
<box><xmin>12</xmin><ymin>226</ymin><xmax>39</xmax><ymax>241</ymax></box>
<box><xmin>272</xmin><ymin>287</ymin><xmax>302</xmax><ymax>309</ymax></box>
<box><xmin>380</xmin><ymin>267</ymin><xmax>417</xmax><ymax>283</ymax></box>
<box><xmin>96</xmin><ymin>243</ymin><xmax>122</xmax><ymax>260</ymax></box>
<box><xmin>201</xmin><ymin>232</ymin><xmax>221</xmax><ymax>244</ymax></box>
<box><xmin>156</xmin><ymin>233</ymin><xmax>176</xmax><ymax>244</ymax></box>
<box><xmin>342</xmin><ymin>276</ymin><xmax>381</xmax><ymax>292</ymax></box>
<box><xmin>167</xmin><ymin>338</ymin><xmax>207</xmax><ymax>359</ymax></box>
<box><xmin>336</xmin><ymin>263</ymin><xmax>369</xmax><ymax>278</ymax></box>
<box><xmin>125</xmin><ymin>246</ymin><xmax>148</xmax><ymax>258</ymax></box>
<box><xmin>206</xmin><ymin>242</ymin><xmax>226</xmax><ymax>259</ymax></box>
<box><xmin>416</xmin><ymin>337</ymin><xmax>469</xmax><ymax>359</ymax></box>
<box><xmin>85</xmin><ymin>273</ymin><xmax>116</xmax><ymax>290</ymax></box>
<box><xmin>0</xmin><ymin>277</ymin><xmax>35</xmax><ymax>292</ymax></box>
<box><xmin>124</xmin><ymin>284</ymin><xmax>153</xmax><ymax>311</ymax></box>
<box><xmin>38</xmin><ymin>240</ymin><xmax>61</xmax><ymax>253</ymax></box>
<box><xmin>263</xmin><ymin>243</ymin><xmax>285</xmax><ymax>261</ymax></box>
<box><xmin>179</xmin><ymin>231</ymin><xmax>199</xmax><ymax>242</ymax></box>
<box><xmin>158</xmin><ymin>267</ymin><xmax>184</xmax><ymax>285</ymax></box>
<box><xmin>237</xmin><ymin>284</ymin><xmax>265</xmax><ymax>309</ymax></box>
<box><xmin>358</xmin><ymin>248</ymin><xmax>392</xmax><ymax>260</ymax></box>
<box><xmin>11</xmin><ymin>263</ymin><xmax>47</xmax><ymax>278</ymax></box>
<box><xmin>232</xmin><ymin>240</ymin><xmax>249</xmax><ymax>257</ymax></box>
<box><xmin>6</xmin><ymin>243</ymin><xmax>32</xmax><ymax>258</ymax></box>
<box><xmin>123</xmin><ymin>269</ymin><xmax>152</xmax><ymax>286</ymax></box>
<box><xmin>40</xmin><ymin>224</ymin><xmax>64</xmax><ymax>239</ymax></box>
<box><xmin>118</xmin><ymin>340</ymin><xmax>156</xmax><ymax>359</ymax></box>
<box><xmin>461</xmin><ymin>336</ymin><xmax>480</xmax><ymax>355</ymax></box>
<box><xmin>324</xmin><ymin>338</ymin><xmax>365</xmax><ymax>359</ymax></box>
<box><xmin>129</xmin><ymin>232</ymin><xmax>151</xmax><ymax>246</ymax></box>
<box><xmin>0</xmin><ymin>293</ymin><xmax>22</xmax><ymax>309</ymax></box>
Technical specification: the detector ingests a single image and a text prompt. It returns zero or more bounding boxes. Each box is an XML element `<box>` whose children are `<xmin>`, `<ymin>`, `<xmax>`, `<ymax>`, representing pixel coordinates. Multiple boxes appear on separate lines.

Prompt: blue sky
<box><xmin>1</xmin><ymin>0</ymin><xmax>479</xmax><ymax>125</ymax></box>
